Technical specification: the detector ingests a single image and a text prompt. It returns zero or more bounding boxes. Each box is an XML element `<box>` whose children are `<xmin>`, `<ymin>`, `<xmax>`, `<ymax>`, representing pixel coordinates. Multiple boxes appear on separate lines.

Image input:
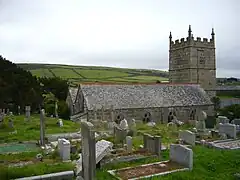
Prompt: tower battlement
<box><xmin>170</xmin><ymin>36</ymin><xmax>214</xmax><ymax>49</ymax></box>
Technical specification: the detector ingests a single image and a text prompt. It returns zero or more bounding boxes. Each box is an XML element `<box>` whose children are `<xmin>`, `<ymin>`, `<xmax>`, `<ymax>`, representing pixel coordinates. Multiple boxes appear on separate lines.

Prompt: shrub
<box><xmin>58</xmin><ymin>100</ymin><xmax>70</xmax><ymax>120</ymax></box>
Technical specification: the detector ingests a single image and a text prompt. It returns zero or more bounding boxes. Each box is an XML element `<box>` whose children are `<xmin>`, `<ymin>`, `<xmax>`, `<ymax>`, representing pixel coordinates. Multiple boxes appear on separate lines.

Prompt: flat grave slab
<box><xmin>108</xmin><ymin>160</ymin><xmax>189</xmax><ymax>180</ymax></box>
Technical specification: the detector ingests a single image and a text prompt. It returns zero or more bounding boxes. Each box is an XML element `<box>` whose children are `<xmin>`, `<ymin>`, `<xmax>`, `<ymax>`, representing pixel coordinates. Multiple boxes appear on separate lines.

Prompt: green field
<box><xmin>17</xmin><ymin>63</ymin><xmax>169</xmax><ymax>84</ymax></box>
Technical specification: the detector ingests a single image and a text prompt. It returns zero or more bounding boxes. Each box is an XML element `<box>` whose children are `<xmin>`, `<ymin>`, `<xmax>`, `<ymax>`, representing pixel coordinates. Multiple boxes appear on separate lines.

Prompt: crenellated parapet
<box><xmin>170</xmin><ymin>36</ymin><xmax>214</xmax><ymax>49</ymax></box>
<box><xmin>169</xmin><ymin>26</ymin><xmax>215</xmax><ymax>50</ymax></box>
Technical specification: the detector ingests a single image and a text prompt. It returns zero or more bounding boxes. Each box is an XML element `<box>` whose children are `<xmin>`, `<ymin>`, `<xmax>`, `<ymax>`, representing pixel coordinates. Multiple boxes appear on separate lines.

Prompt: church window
<box><xmin>143</xmin><ymin>112</ymin><xmax>151</xmax><ymax>123</ymax></box>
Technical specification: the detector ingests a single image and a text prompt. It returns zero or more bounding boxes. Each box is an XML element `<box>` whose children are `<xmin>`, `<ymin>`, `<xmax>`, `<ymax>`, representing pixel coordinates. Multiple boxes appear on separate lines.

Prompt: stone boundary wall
<box><xmin>14</xmin><ymin>171</ymin><xmax>74</xmax><ymax>180</ymax></box>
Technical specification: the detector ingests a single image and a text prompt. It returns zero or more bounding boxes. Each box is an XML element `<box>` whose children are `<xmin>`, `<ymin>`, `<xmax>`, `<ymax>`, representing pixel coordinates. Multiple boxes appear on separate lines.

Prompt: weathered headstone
<box><xmin>8</xmin><ymin>112</ymin><xmax>14</xmax><ymax>128</ymax></box>
<box><xmin>219</xmin><ymin>123</ymin><xmax>237</xmax><ymax>139</ymax></box>
<box><xmin>126</xmin><ymin>136</ymin><xmax>133</xmax><ymax>153</ymax></box>
<box><xmin>40</xmin><ymin>109</ymin><xmax>46</xmax><ymax>146</ymax></box>
<box><xmin>170</xmin><ymin>144</ymin><xmax>193</xmax><ymax>170</ymax></box>
<box><xmin>6</xmin><ymin>109</ymin><xmax>10</xmax><ymax>115</ymax></box>
<box><xmin>58</xmin><ymin>138</ymin><xmax>70</xmax><ymax>161</ymax></box>
<box><xmin>217</xmin><ymin>116</ymin><xmax>229</xmax><ymax>124</ymax></box>
<box><xmin>119</xmin><ymin>118</ymin><xmax>129</xmax><ymax>130</ymax></box>
<box><xmin>143</xmin><ymin>133</ymin><xmax>161</xmax><ymax>157</ymax></box>
<box><xmin>81</xmin><ymin>121</ymin><xmax>96</xmax><ymax>180</ymax></box>
<box><xmin>18</xmin><ymin>106</ymin><xmax>21</xmax><ymax>115</ymax></box>
<box><xmin>95</xmin><ymin>140</ymin><xmax>113</xmax><ymax>163</ymax></box>
<box><xmin>55</xmin><ymin>101</ymin><xmax>59</xmax><ymax>118</ymax></box>
<box><xmin>179</xmin><ymin>130</ymin><xmax>195</xmax><ymax>146</ymax></box>
<box><xmin>25</xmin><ymin>106</ymin><xmax>31</xmax><ymax>121</ymax></box>
<box><xmin>232</xmin><ymin>119</ymin><xmax>240</xmax><ymax>125</ymax></box>
<box><xmin>58</xmin><ymin>119</ymin><xmax>63</xmax><ymax>127</ymax></box>
<box><xmin>114</xmin><ymin>126</ymin><xmax>128</xmax><ymax>145</ymax></box>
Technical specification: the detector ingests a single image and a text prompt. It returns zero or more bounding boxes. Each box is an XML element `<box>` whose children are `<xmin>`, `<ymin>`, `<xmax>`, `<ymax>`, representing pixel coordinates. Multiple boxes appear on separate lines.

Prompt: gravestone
<box><xmin>232</xmin><ymin>119</ymin><xmax>240</xmax><ymax>125</ymax></box>
<box><xmin>143</xmin><ymin>133</ymin><xmax>161</xmax><ymax>157</ymax></box>
<box><xmin>58</xmin><ymin>119</ymin><xmax>63</xmax><ymax>127</ymax></box>
<box><xmin>126</xmin><ymin>136</ymin><xmax>133</xmax><ymax>153</ymax></box>
<box><xmin>179</xmin><ymin>130</ymin><xmax>195</xmax><ymax>146</ymax></box>
<box><xmin>95</xmin><ymin>140</ymin><xmax>113</xmax><ymax>164</ymax></box>
<box><xmin>8</xmin><ymin>112</ymin><xmax>14</xmax><ymax>128</ymax></box>
<box><xmin>81</xmin><ymin>121</ymin><xmax>96</xmax><ymax>180</ymax></box>
<box><xmin>40</xmin><ymin>109</ymin><xmax>46</xmax><ymax>146</ymax></box>
<box><xmin>55</xmin><ymin>101</ymin><xmax>59</xmax><ymax>118</ymax></box>
<box><xmin>6</xmin><ymin>109</ymin><xmax>10</xmax><ymax>115</ymax></box>
<box><xmin>217</xmin><ymin>116</ymin><xmax>229</xmax><ymax>124</ymax></box>
<box><xmin>219</xmin><ymin>123</ymin><xmax>237</xmax><ymax>139</ymax></box>
<box><xmin>77</xmin><ymin>139</ymin><xmax>113</xmax><ymax>176</ymax></box>
<box><xmin>114</xmin><ymin>126</ymin><xmax>128</xmax><ymax>145</ymax></box>
<box><xmin>128</xmin><ymin>119</ymin><xmax>137</xmax><ymax>136</ymax></box>
<box><xmin>18</xmin><ymin>106</ymin><xmax>21</xmax><ymax>115</ymax></box>
<box><xmin>25</xmin><ymin>106</ymin><xmax>31</xmax><ymax>121</ymax></box>
<box><xmin>58</xmin><ymin>138</ymin><xmax>70</xmax><ymax>161</ymax></box>
<box><xmin>170</xmin><ymin>144</ymin><xmax>193</xmax><ymax>170</ymax></box>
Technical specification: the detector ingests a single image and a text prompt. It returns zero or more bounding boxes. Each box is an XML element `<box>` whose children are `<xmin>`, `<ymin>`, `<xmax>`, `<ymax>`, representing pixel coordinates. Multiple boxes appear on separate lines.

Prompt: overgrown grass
<box><xmin>97</xmin><ymin>146</ymin><xmax>240</xmax><ymax>180</ymax></box>
<box><xmin>0</xmin><ymin>115</ymin><xmax>80</xmax><ymax>143</ymax></box>
<box><xmin>0</xmin><ymin>162</ymin><xmax>74</xmax><ymax>179</ymax></box>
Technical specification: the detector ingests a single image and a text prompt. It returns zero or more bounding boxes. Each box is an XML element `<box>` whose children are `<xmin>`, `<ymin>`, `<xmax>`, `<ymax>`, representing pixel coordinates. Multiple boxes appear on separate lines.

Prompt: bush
<box><xmin>44</xmin><ymin>103</ymin><xmax>55</xmax><ymax>116</ymax></box>
<box><xmin>58</xmin><ymin>100</ymin><xmax>70</xmax><ymax>120</ymax></box>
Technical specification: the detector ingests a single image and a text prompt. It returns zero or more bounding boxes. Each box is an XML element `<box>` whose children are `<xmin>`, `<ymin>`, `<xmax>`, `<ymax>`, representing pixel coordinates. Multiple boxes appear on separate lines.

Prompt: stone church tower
<box><xmin>169</xmin><ymin>25</ymin><xmax>216</xmax><ymax>99</ymax></box>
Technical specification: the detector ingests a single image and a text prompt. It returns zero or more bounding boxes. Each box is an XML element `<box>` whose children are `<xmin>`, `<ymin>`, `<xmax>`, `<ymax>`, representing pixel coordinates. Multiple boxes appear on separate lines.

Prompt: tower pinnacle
<box><xmin>188</xmin><ymin>25</ymin><xmax>192</xmax><ymax>38</ymax></box>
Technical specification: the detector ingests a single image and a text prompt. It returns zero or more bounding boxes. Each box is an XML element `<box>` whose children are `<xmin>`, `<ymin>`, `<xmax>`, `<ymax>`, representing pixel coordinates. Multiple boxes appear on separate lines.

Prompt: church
<box><xmin>66</xmin><ymin>26</ymin><xmax>216</xmax><ymax>123</ymax></box>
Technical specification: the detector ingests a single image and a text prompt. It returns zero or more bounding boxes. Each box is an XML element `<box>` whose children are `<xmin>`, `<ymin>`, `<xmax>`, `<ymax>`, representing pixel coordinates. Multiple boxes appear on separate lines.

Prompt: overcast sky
<box><xmin>0</xmin><ymin>0</ymin><xmax>239</xmax><ymax>77</ymax></box>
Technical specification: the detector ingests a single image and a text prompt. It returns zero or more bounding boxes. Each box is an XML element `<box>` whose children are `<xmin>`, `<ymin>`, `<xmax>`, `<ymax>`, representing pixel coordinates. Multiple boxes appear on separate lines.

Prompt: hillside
<box><xmin>17</xmin><ymin>63</ymin><xmax>169</xmax><ymax>85</ymax></box>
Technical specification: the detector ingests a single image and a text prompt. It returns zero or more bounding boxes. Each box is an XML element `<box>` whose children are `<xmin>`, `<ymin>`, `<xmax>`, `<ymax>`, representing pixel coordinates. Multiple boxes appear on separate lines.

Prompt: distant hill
<box><xmin>17</xmin><ymin>63</ymin><xmax>169</xmax><ymax>85</ymax></box>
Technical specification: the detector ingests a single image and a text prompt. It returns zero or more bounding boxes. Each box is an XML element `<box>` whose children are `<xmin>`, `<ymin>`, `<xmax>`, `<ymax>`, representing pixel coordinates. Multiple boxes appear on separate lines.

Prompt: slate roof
<box><xmin>80</xmin><ymin>83</ymin><xmax>213</xmax><ymax>110</ymax></box>
<box><xmin>68</xmin><ymin>87</ymin><xmax>78</xmax><ymax>103</ymax></box>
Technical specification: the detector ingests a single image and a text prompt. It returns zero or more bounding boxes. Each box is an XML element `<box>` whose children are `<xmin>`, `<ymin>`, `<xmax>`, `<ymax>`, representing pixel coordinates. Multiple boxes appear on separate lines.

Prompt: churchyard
<box><xmin>0</xmin><ymin>108</ymin><xmax>240</xmax><ymax>179</ymax></box>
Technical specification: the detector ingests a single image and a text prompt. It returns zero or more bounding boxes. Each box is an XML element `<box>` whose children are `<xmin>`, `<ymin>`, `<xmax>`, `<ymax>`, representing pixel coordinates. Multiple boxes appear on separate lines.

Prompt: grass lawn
<box><xmin>97</xmin><ymin>146</ymin><xmax>240</xmax><ymax>180</ymax></box>
<box><xmin>0</xmin><ymin>115</ymin><xmax>80</xmax><ymax>143</ymax></box>
<box><xmin>0</xmin><ymin>161</ymin><xmax>74</xmax><ymax>179</ymax></box>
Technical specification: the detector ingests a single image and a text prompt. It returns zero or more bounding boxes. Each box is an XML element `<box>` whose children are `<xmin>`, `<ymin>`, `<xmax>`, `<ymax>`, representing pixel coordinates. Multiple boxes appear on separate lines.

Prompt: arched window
<box><xmin>168</xmin><ymin>112</ymin><xmax>174</xmax><ymax>122</ymax></box>
<box><xmin>143</xmin><ymin>112</ymin><xmax>151</xmax><ymax>123</ymax></box>
<box><xmin>115</xmin><ymin>113</ymin><xmax>124</xmax><ymax>124</ymax></box>
<box><xmin>189</xmin><ymin>110</ymin><xmax>196</xmax><ymax>120</ymax></box>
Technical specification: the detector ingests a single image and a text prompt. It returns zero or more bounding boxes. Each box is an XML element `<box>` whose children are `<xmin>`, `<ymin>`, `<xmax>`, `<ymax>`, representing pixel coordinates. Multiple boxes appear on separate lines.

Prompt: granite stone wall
<box><xmin>86</xmin><ymin>105</ymin><xmax>214</xmax><ymax>123</ymax></box>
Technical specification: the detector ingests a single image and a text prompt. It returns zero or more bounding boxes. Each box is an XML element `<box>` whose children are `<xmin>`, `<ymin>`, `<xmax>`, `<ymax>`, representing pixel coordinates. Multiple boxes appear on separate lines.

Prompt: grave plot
<box><xmin>208</xmin><ymin>139</ymin><xmax>240</xmax><ymax>150</ymax></box>
<box><xmin>109</xmin><ymin>161</ymin><xmax>186</xmax><ymax>180</ymax></box>
<box><xmin>108</xmin><ymin>144</ymin><xmax>193</xmax><ymax>180</ymax></box>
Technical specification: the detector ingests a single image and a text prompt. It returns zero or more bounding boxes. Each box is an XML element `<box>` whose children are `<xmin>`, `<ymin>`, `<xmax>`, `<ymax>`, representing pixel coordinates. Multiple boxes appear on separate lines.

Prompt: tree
<box><xmin>38</xmin><ymin>77</ymin><xmax>69</xmax><ymax>101</ymax></box>
<box><xmin>219</xmin><ymin>104</ymin><xmax>240</xmax><ymax>121</ymax></box>
<box><xmin>0</xmin><ymin>55</ymin><xmax>42</xmax><ymax>112</ymax></box>
<box><xmin>211</xmin><ymin>96</ymin><xmax>221</xmax><ymax>112</ymax></box>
